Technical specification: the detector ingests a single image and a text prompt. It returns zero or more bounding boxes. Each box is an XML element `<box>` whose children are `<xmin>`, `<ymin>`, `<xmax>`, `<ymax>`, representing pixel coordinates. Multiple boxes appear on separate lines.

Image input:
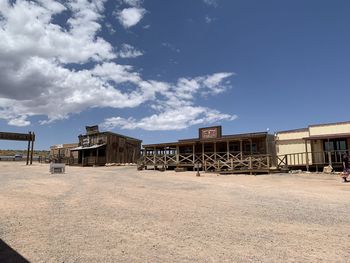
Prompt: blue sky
<box><xmin>0</xmin><ymin>0</ymin><xmax>349</xmax><ymax>150</ymax></box>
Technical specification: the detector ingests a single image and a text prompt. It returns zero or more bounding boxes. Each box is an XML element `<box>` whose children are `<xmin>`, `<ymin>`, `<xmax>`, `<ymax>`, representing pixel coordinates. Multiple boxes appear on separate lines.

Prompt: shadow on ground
<box><xmin>0</xmin><ymin>239</ymin><xmax>29</xmax><ymax>263</ymax></box>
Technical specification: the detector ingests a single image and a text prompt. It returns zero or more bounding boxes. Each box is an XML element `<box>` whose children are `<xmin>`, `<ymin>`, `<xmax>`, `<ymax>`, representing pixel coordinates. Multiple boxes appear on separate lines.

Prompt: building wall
<box><xmin>275</xmin><ymin>130</ymin><xmax>310</xmax><ymax>155</ymax></box>
<box><xmin>276</xmin><ymin>130</ymin><xmax>309</xmax><ymax>141</ymax></box>
<box><xmin>50</xmin><ymin>143</ymin><xmax>78</xmax><ymax>158</ymax></box>
<box><xmin>275</xmin><ymin>131</ymin><xmax>311</xmax><ymax>166</ymax></box>
<box><xmin>276</xmin><ymin>122</ymin><xmax>350</xmax><ymax>167</ymax></box>
<box><xmin>309</xmin><ymin>123</ymin><xmax>350</xmax><ymax>136</ymax></box>
<box><xmin>106</xmin><ymin>134</ymin><xmax>140</xmax><ymax>164</ymax></box>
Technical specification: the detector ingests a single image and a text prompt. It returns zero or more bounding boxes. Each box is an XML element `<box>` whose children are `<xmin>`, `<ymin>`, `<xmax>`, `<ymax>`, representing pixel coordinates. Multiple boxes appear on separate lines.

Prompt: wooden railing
<box><xmin>277</xmin><ymin>150</ymin><xmax>348</xmax><ymax>168</ymax></box>
<box><xmin>142</xmin><ymin>151</ymin><xmax>272</xmax><ymax>172</ymax></box>
<box><xmin>79</xmin><ymin>156</ymin><xmax>106</xmax><ymax>166</ymax></box>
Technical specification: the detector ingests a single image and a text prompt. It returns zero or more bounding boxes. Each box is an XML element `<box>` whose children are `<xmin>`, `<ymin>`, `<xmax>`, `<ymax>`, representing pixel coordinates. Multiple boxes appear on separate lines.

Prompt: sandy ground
<box><xmin>0</xmin><ymin>162</ymin><xmax>349</xmax><ymax>263</ymax></box>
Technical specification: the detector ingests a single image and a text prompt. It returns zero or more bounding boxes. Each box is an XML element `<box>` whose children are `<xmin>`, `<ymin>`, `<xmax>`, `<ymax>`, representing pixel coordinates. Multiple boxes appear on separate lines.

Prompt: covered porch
<box><xmin>70</xmin><ymin>144</ymin><xmax>107</xmax><ymax>166</ymax></box>
<box><xmin>277</xmin><ymin>133</ymin><xmax>350</xmax><ymax>171</ymax></box>
<box><xmin>141</xmin><ymin>132</ymin><xmax>275</xmax><ymax>173</ymax></box>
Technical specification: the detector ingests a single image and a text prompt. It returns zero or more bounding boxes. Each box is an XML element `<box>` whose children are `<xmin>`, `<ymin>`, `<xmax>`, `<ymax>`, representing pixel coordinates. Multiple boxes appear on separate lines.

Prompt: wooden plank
<box><xmin>26</xmin><ymin>132</ymin><xmax>31</xmax><ymax>165</ymax></box>
<box><xmin>30</xmin><ymin>133</ymin><xmax>35</xmax><ymax>165</ymax></box>
<box><xmin>0</xmin><ymin>132</ymin><xmax>32</xmax><ymax>141</ymax></box>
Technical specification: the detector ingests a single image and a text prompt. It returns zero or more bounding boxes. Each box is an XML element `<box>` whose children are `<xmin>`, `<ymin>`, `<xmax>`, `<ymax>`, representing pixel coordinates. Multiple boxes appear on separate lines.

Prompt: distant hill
<box><xmin>0</xmin><ymin>149</ymin><xmax>49</xmax><ymax>157</ymax></box>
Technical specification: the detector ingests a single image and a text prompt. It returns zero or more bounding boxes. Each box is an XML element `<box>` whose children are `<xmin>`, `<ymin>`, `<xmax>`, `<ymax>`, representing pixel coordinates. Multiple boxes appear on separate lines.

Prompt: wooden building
<box><xmin>70</xmin><ymin>126</ymin><xmax>142</xmax><ymax>166</ymax></box>
<box><xmin>276</xmin><ymin>121</ymin><xmax>350</xmax><ymax>171</ymax></box>
<box><xmin>140</xmin><ymin>126</ymin><xmax>276</xmax><ymax>174</ymax></box>
<box><xmin>50</xmin><ymin>143</ymin><xmax>79</xmax><ymax>164</ymax></box>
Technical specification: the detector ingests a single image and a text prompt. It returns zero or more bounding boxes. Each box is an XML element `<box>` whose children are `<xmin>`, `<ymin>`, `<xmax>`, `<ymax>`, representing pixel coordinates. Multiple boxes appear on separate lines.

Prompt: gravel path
<box><xmin>0</xmin><ymin>162</ymin><xmax>349</xmax><ymax>262</ymax></box>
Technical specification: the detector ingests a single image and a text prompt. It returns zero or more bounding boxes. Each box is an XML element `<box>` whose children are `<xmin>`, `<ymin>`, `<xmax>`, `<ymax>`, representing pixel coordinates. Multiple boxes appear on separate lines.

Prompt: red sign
<box><xmin>199</xmin><ymin>126</ymin><xmax>222</xmax><ymax>140</ymax></box>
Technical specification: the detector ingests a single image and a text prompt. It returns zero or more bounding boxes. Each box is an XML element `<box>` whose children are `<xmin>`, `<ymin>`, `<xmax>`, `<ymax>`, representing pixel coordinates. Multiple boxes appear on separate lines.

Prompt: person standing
<box><xmin>342</xmin><ymin>153</ymin><xmax>349</xmax><ymax>182</ymax></box>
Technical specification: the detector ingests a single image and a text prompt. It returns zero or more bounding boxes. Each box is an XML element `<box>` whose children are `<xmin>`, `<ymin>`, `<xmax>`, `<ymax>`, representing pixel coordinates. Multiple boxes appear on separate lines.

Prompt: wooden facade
<box><xmin>276</xmin><ymin>121</ymin><xmax>350</xmax><ymax>171</ymax></box>
<box><xmin>140</xmin><ymin>126</ymin><xmax>276</xmax><ymax>174</ymax></box>
<box><xmin>70</xmin><ymin>126</ymin><xmax>142</xmax><ymax>166</ymax></box>
<box><xmin>50</xmin><ymin>143</ymin><xmax>79</xmax><ymax>164</ymax></box>
<box><xmin>0</xmin><ymin>131</ymin><xmax>35</xmax><ymax>165</ymax></box>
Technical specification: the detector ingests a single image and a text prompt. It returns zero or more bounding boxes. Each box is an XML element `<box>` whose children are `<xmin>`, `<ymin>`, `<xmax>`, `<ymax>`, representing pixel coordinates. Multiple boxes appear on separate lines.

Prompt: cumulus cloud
<box><xmin>101</xmin><ymin>73</ymin><xmax>236</xmax><ymax>131</ymax></box>
<box><xmin>118</xmin><ymin>44</ymin><xmax>143</xmax><ymax>58</ymax></box>
<box><xmin>116</xmin><ymin>7</ymin><xmax>146</xmax><ymax>28</ymax></box>
<box><xmin>102</xmin><ymin>107</ymin><xmax>236</xmax><ymax>131</ymax></box>
<box><xmin>121</xmin><ymin>0</ymin><xmax>143</xmax><ymax>7</ymax></box>
<box><xmin>0</xmin><ymin>0</ymin><xmax>236</xmax><ymax>131</ymax></box>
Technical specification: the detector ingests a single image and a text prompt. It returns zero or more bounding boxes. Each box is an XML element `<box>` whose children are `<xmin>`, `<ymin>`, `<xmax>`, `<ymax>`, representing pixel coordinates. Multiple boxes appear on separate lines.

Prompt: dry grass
<box><xmin>0</xmin><ymin>162</ymin><xmax>349</xmax><ymax>262</ymax></box>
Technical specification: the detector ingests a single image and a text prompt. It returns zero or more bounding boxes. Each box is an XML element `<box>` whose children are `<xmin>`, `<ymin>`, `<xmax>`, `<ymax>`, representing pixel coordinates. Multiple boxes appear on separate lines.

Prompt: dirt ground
<box><xmin>0</xmin><ymin>162</ymin><xmax>349</xmax><ymax>263</ymax></box>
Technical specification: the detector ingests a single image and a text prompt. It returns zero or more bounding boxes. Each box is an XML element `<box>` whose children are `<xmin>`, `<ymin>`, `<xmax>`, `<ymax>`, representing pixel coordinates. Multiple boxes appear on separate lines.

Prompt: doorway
<box><xmin>323</xmin><ymin>139</ymin><xmax>348</xmax><ymax>164</ymax></box>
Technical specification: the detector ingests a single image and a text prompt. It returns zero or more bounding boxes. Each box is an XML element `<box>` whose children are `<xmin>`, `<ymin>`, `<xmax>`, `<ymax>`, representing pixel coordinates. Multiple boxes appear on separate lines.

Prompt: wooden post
<box><xmin>305</xmin><ymin>140</ymin><xmax>309</xmax><ymax>172</ymax></box>
<box><xmin>176</xmin><ymin>145</ymin><xmax>179</xmax><ymax>165</ymax></box>
<box><xmin>202</xmin><ymin>143</ymin><xmax>205</xmax><ymax>165</ymax></box>
<box><xmin>192</xmin><ymin>144</ymin><xmax>195</xmax><ymax>166</ymax></box>
<box><xmin>328</xmin><ymin>151</ymin><xmax>332</xmax><ymax>167</ymax></box>
<box><xmin>214</xmin><ymin>142</ymin><xmax>217</xmax><ymax>161</ymax></box>
<box><xmin>30</xmin><ymin>132</ymin><xmax>35</xmax><ymax>165</ymax></box>
<box><xmin>214</xmin><ymin>142</ymin><xmax>217</xmax><ymax>171</ymax></box>
<box><xmin>96</xmin><ymin>148</ymin><xmax>99</xmax><ymax>165</ymax></box>
<box><xmin>226</xmin><ymin>140</ymin><xmax>229</xmax><ymax>157</ymax></box>
<box><xmin>327</xmin><ymin>138</ymin><xmax>332</xmax><ymax>166</ymax></box>
<box><xmin>82</xmin><ymin>150</ymin><xmax>84</xmax><ymax>167</ymax></box>
<box><xmin>265</xmin><ymin>135</ymin><xmax>270</xmax><ymax>168</ymax></box>
<box><xmin>250</xmin><ymin>139</ymin><xmax>253</xmax><ymax>156</ymax></box>
<box><xmin>249</xmin><ymin>156</ymin><xmax>252</xmax><ymax>175</ymax></box>
<box><xmin>240</xmin><ymin>140</ymin><xmax>243</xmax><ymax>160</ymax></box>
<box><xmin>26</xmin><ymin>132</ymin><xmax>31</xmax><ymax>165</ymax></box>
<box><xmin>164</xmin><ymin>147</ymin><xmax>167</xmax><ymax>168</ymax></box>
<box><xmin>153</xmin><ymin>147</ymin><xmax>156</xmax><ymax>170</ymax></box>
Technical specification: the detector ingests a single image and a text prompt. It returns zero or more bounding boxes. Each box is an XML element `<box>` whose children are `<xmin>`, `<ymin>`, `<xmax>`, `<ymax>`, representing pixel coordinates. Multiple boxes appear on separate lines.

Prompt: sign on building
<box><xmin>199</xmin><ymin>126</ymin><xmax>222</xmax><ymax>140</ymax></box>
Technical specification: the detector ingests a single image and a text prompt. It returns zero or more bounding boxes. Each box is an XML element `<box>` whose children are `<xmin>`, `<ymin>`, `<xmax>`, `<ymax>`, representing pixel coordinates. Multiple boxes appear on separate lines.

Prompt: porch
<box><xmin>277</xmin><ymin>135</ymin><xmax>350</xmax><ymax>171</ymax></box>
<box><xmin>70</xmin><ymin>144</ymin><xmax>107</xmax><ymax>166</ymax></box>
<box><xmin>141</xmin><ymin>132</ymin><xmax>276</xmax><ymax>174</ymax></box>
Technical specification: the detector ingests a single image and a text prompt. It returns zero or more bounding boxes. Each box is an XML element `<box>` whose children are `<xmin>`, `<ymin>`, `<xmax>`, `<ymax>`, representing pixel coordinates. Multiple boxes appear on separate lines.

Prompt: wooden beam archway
<box><xmin>0</xmin><ymin>132</ymin><xmax>35</xmax><ymax>165</ymax></box>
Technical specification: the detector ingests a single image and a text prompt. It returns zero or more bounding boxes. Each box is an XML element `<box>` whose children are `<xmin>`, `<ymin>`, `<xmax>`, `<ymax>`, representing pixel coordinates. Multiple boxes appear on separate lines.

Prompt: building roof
<box><xmin>277</xmin><ymin>120</ymin><xmax>350</xmax><ymax>134</ymax></box>
<box><xmin>142</xmin><ymin>131</ymin><xmax>268</xmax><ymax>148</ymax></box>
<box><xmin>70</xmin><ymin>144</ymin><xmax>106</xmax><ymax>151</ymax></box>
<box><xmin>80</xmin><ymin>131</ymin><xmax>142</xmax><ymax>142</ymax></box>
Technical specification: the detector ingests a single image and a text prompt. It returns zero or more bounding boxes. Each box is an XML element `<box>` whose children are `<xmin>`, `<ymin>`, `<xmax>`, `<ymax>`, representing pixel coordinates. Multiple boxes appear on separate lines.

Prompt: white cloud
<box><xmin>116</xmin><ymin>7</ymin><xmax>146</xmax><ymax>28</ymax></box>
<box><xmin>118</xmin><ymin>44</ymin><xmax>143</xmax><ymax>58</ymax></box>
<box><xmin>161</xmin><ymin>42</ymin><xmax>181</xmax><ymax>53</ymax></box>
<box><xmin>122</xmin><ymin>0</ymin><xmax>143</xmax><ymax>7</ymax></box>
<box><xmin>102</xmin><ymin>107</ymin><xmax>237</xmax><ymax>131</ymax></box>
<box><xmin>0</xmin><ymin>0</ymin><xmax>236</xmax><ymax>131</ymax></box>
<box><xmin>101</xmin><ymin>73</ymin><xmax>236</xmax><ymax>131</ymax></box>
<box><xmin>203</xmin><ymin>0</ymin><xmax>218</xmax><ymax>7</ymax></box>
<box><xmin>205</xmin><ymin>15</ymin><xmax>216</xmax><ymax>24</ymax></box>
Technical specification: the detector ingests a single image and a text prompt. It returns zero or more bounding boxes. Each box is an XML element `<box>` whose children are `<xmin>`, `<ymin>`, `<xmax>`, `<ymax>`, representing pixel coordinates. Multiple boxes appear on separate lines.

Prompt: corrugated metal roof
<box><xmin>70</xmin><ymin>144</ymin><xmax>106</xmax><ymax>151</ymax></box>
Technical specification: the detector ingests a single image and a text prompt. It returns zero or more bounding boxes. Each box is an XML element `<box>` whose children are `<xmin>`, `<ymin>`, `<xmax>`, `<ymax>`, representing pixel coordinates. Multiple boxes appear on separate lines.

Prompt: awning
<box><xmin>70</xmin><ymin>144</ymin><xmax>106</xmax><ymax>151</ymax></box>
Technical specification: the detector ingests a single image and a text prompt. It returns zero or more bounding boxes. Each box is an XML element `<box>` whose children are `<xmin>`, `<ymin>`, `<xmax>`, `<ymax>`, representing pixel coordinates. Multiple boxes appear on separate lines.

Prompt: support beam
<box><xmin>30</xmin><ymin>132</ymin><xmax>35</xmax><ymax>165</ymax></box>
<box><xmin>202</xmin><ymin>143</ymin><xmax>205</xmax><ymax>170</ymax></box>
<box><xmin>305</xmin><ymin>140</ymin><xmax>309</xmax><ymax>172</ymax></box>
<box><xmin>26</xmin><ymin>132</ymin><xmax>31</xmax><ymax>165</ymax></box>
<box><xmin>153</xmin><ymin>147</ymin><xmax>156</xmax><ymax>170</ymax></box>
<box><xmin>240</xmin><ymin>140</ymin><xmax>243</xmax><ymax>160</ymax></box>
<box><xmin>96</xmin><ymin>148</ymin><xmax>99</xmax><ymax>165</ymax></box>
<box><xmin>250</xmin><ymin>139</ymin><xmax>253</xmax><ymax>156</ymax></box>
<box><xmin>176</xmin><ymin>145</ymin><xmax>179</xmax><ymax>164</ymax></box>
<box><xmin>192</xmin><ymin>144</ymin><xmax>195</xmax><ymax>164</ymax></box>
<box><xmin>214</xmin><ymin>142</ymin><xmax>217</xmax><ymax>161</ymax></box>
<box><xmin>226</xmin><ymin>141</ymin><xmax>230</xmax><ymax>157</ymax></box>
